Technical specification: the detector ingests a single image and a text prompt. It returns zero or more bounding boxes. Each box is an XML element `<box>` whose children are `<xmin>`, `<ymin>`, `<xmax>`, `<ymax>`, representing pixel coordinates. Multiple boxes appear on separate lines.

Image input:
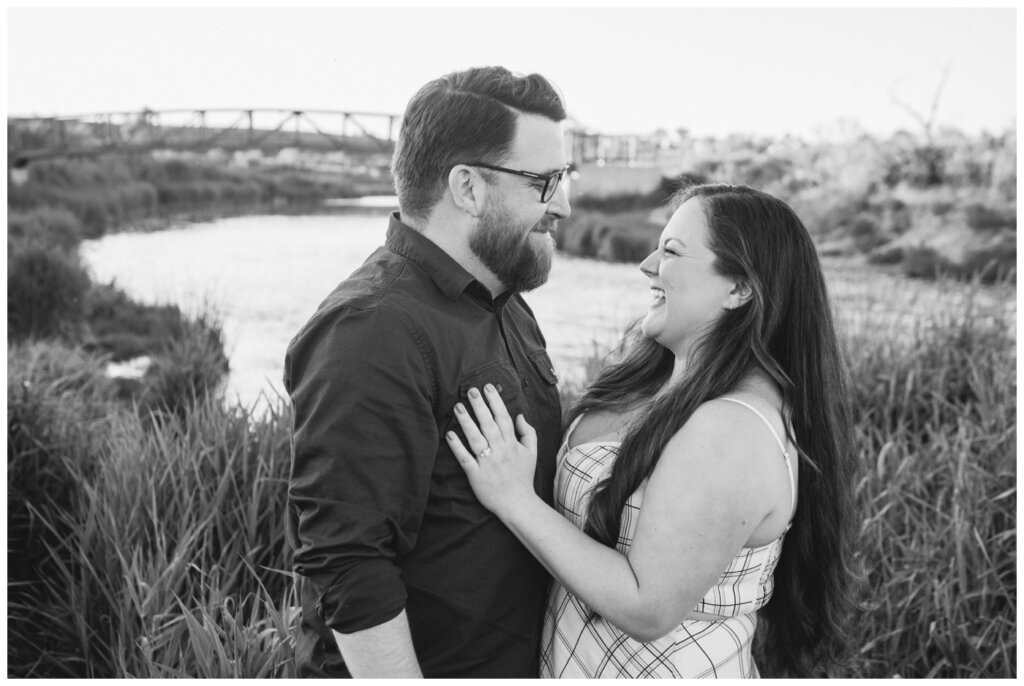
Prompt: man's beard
<box><xmin>469</xmin><ymin>197</ymin><xmax>555</xmax><ymax>293</ymax></box>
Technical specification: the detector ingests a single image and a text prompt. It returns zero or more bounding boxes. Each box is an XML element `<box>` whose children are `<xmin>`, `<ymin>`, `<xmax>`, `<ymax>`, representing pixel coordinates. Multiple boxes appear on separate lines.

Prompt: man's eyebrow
<box><xmin>661</xmin><ymin>237</ymin><xmax>687</xmax><ymax>248</ymax></box>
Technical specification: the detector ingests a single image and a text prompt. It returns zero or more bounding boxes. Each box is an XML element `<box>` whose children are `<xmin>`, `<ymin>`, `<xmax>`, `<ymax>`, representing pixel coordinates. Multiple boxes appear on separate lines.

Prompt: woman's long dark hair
<box><xmin>570</xmin><ymin>184</ymin><xmax>858</xmax><ymax>676</ymax></box>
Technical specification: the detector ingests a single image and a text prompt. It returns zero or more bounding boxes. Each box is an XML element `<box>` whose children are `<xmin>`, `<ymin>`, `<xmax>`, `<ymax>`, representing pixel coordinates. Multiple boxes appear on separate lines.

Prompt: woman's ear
<box><xmin>725</xmin><ymin>280</ymin><xmax>753</xmax><ymax>310</ymax></box>
<box><xmin>447</xmin><ymin>164</ymin><xmax>486</xmax><ymax>218</ymax></box>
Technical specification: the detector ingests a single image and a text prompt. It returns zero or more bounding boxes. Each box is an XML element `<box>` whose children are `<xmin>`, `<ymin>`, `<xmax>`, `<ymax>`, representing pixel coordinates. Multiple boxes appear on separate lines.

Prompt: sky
<box><xmin>5</xmin><ymin>6</ymin><xmax>1018</xmax><ymax>139</ymax></box>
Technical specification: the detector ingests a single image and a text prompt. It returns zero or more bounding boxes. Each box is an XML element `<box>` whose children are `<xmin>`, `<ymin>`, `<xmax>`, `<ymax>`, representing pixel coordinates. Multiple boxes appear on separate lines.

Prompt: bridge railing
<box><xmin>8</xmin><ymin>108</ymin><xmax>401</xmax><ymax>167</ymax></box>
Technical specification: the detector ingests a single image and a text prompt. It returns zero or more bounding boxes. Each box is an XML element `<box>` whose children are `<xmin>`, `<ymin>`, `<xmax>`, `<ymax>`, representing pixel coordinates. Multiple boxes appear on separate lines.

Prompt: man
<box><xmin>285</xmin><ymin>66</ymin><xmax>572</xmax><ymax>678</ymax></box>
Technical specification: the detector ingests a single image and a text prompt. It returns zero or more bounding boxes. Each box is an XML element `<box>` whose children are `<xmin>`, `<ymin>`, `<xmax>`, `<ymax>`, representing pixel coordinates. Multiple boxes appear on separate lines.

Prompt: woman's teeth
<box><xmin>650</xmin><ymin>288</ymin><xmax>666</xmax><ymax>306</ymax></box>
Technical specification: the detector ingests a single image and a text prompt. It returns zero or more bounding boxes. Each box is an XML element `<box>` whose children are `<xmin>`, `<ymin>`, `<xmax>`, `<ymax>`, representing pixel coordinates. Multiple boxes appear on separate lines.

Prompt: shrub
<box><xmin>866</xmin><ymin>244</ymin><xmax>905</xmax><ymax>266</ymax></box>
<box><xmin>959</xmin><ymin>235</ymin><xmax>1017</xmax><ymax>284</ymax></box>
<box><xmin>877</xmin><ymin>198</ymin><xmax>913</xmax><ymax>236</ymax></box>
<box><xmin>555</xmin><ymin>215</ymin><xmax>604</xmax><ymax>258</ymax></box>
<box><xmin>901</xmin><ymin>241</ymin><xmax>1016</xmax><ymax>284</ymax></box>
<box><xmin>849</xmin><ymin>213</ymin><xmax>889</xmax><ymax>253</ymax></box>
<box><xmin>83</xmin><ymin>282</ymin><xmax>191</xmax><ymax>359</ymax></box>
<box><xmin>600</xmin><ymin>230</ymin><xmax>656</xmax><ymax>262</ymax></box>
<box><xmin>736</xmin><ymin>155</ymin><xmax>792</xmax><ymax>189</ymax></box>
<box><xmin>556</xmin><ymin>210</ymin><xmax>661</xmax><ymax>264</ymax></box>
<box><xmin>81</xmin><ymin>284</ymin><xmax>230</xmax><ymax>416</ymax></box>
<box><xmin>271</xmin><ymin>173</ymin><xmax>320</xmax><ymax>202</ymax></box>
<box><xmin>8</xmin><ymin>240</ymin><xmax>92</xmax><ymax>341</ymax></box>
<box><xmin>7</xmin><ymin>179</ymin><xmax>46</xmax><ymax>212</ymax></box>
<box><xmin>155</xmin><ymin>181</ymin><xmax>198</xmax><ymax>207</ymax></box>
<box><xmin>10</xmin><ymin>163</ymin><xmax>158</xmax><ymax>237</ymax></box>
<box><xmin>163</xmin><ymin>158</ymin><xmax>197</xmax><ymax>182</ymax></box>
<box><xmin>44</xmin><ymin>187</ymin><xmax>113</xmax><ymax>237</ymax></box>
<box><xmin>964</xmin><ymin>202</ymin><xmax>1016</xmax><ymax>231</ymax></box>
<box><xmin>787</xmin><ymin>188</ymin><xmax>869</xmax><ymax>239</ymax></box>
<box><xmin>137</xmin><ymin>314</ymin><xmax>230</xmax><ymax>420</ymax></box>
<box><xmin>115</xmin><ymin>181</ymin><xmax>159</xmax><ymax>220</ymax></box>
<box><xmin>901</xmin><ymin>245</ymin><xmax>950</xmax><ymax>279</ymax></box>
<box><xmin>197</xmin><ymin>181</ymin><xmax>223</xmax><ymax>205</ymax></box>
<box><xmin>7</xmin><ymin>207</ymin><xmax>84</xmax><ymax>252</ymax></box>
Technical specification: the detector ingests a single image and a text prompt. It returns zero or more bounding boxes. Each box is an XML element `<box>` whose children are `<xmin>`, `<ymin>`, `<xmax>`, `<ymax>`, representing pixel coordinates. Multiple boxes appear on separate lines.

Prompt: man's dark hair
<box><xmin>391</xmin><ymin>66</ymin><xmax>567</xmax><ymax>224</ymax></box>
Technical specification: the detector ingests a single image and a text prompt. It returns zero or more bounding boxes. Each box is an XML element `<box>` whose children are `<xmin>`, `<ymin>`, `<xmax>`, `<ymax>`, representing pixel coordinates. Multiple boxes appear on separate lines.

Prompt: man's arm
<box><xmin>286</xmin><ymin>306</ymin><xmax>437</xmax><ymax>673</ymax></box>
<box><xmin>332</xmin><ymin>610</ymin><xmax>423</xmax><ymax>678</ymax></box>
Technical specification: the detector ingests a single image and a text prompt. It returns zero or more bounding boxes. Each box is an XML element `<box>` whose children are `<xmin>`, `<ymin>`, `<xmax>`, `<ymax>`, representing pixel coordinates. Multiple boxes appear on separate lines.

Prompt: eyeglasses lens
<box><xmin>542</xmin><ymin>171</ymin><xmax>563</xmax><ymax>203</ymax></box>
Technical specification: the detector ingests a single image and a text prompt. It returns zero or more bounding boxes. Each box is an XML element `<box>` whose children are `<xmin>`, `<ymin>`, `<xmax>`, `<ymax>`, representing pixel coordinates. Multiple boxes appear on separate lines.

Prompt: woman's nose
<box><xmin>639</xmin><ymin>251</ymin><xmax>658</xmax><ymax>277</ymax></box>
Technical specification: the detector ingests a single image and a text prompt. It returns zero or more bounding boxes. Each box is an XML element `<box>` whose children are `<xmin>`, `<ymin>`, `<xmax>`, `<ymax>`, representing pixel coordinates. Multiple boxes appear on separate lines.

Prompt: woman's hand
<box><xmin>446</xmin><ymin>384</ymin><xmax>539</xmax><ymax>519</ymax></box>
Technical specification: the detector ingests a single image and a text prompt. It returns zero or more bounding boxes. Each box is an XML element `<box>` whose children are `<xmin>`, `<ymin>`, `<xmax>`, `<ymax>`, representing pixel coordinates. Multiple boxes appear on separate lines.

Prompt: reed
<box><xmin>7</xmin><ymin>365</ymin><xmax>296</xmax><ymax>677</ymax></box>
<box><xmin>837</xmin><ymin>276</ymin><xmax>1015</xmax><ymax>677</ymax></box>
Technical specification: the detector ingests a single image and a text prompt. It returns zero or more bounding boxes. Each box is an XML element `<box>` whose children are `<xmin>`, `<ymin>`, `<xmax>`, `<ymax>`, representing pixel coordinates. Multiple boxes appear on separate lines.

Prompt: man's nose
<box><xmin>545</xmin><ymin>181</ymin><xmax>571</xmax><ymax>219</ymax></box>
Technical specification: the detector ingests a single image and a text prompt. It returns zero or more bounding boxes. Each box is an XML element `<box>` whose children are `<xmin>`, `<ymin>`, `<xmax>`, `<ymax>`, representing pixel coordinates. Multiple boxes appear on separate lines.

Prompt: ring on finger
<box><xmin>476</xmin><ymin>445</ymin><xmax>492</xmax><ymax>459</ymax></box>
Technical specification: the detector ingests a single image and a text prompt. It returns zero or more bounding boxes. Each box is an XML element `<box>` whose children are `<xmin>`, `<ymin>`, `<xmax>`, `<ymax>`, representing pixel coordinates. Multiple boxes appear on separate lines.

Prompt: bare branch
<box><xmin>888</xmin><ymin>64</ymin><xmax>953</xmax><ymax>143</ymax></box>
<box><xmin>926</xmin><ymin>64</ymin><xmax>952</xmax><ymax>137</ymax></box>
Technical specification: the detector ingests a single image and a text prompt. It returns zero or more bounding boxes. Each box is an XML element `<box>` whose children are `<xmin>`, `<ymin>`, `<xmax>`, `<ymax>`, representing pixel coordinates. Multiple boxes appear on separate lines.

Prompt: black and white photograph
<box><xmin>6</xmin><ymin>5</ymin><xmax>1016</xmax><ymax>679</ymax></box>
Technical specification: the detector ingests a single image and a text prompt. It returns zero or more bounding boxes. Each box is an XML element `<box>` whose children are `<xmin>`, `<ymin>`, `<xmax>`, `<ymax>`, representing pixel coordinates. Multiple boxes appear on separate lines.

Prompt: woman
<box><xmin>446</xmin><ymin>184</ymin><xmax>858</xmax><ymax>677</ymax></box>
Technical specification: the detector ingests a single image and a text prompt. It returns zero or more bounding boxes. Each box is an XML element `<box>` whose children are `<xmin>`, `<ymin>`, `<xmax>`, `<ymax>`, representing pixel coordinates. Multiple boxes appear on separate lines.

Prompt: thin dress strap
<box><xmin>718</xmin><ymin>397</ymin><xmax>797</xmax><ymax>518</ymax></box>
<box><xmin>561</xmin><ymin>413</ymin><xmax>587</xmax><ymax>452</ymax></box>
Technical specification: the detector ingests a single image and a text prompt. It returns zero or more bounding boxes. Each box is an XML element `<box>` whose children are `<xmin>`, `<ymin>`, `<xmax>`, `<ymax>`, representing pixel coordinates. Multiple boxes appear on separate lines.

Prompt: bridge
<box><xmin>7</xmin><ymin>108</ymin><xmax>401</xmax><ymax>168</ymax></box>
<box><xmin>8</xmin><ymin>108</ymin><xmax>669</xmax><ymax>172</ymax></box>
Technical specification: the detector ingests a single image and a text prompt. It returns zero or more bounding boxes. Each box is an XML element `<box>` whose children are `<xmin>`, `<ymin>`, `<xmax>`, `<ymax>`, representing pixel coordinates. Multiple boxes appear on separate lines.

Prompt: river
<box><xmin>81</xmin><ymin>202</ymin><xmax>652</xmax><ymax>410</ymax></box>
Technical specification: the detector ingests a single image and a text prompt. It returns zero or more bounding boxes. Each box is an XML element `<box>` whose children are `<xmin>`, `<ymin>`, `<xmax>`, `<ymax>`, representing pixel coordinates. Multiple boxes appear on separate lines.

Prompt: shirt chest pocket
<box><xmin>435</xmin><ymin>362</ymin><xmax>523</xmax><ymax>491</ymax></box>
<box><xmin>456</xmin><ymin>360</ymin><xmax>523</xmax><ymax>424</ymax></box>
<box><xmin>440</xmin><ymin>362</ymin><xmax>521</xmax><ymax>454</ymax></box>
<box><xmin>527</xmin><ymin>349</ymin><xmax>558</xmax><ymax>388</ymax></box>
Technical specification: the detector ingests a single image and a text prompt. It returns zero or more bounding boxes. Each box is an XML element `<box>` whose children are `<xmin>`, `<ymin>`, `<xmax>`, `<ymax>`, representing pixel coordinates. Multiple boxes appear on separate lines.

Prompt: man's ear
<box><xmin>447</xmin><ymin>164</ymin><xmax>486</xmax><ymax>218</ymax></box>
<box><xmin>725</xmin><ymin>280</ymin><xmax>753</xmax><ymax>310</ymax></box>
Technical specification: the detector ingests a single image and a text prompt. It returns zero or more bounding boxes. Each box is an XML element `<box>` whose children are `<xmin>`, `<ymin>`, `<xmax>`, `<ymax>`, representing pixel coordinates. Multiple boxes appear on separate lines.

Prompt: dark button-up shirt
<box><xmin>285</xmin><ymin>213</ymin><xmax>562</xmax><ymax>678</ymax></box>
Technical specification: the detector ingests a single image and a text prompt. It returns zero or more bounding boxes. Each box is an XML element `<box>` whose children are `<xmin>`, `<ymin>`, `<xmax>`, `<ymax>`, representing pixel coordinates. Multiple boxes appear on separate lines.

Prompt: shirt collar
<box><xmin>385</xmin><ymin>212</ymin><xmax>485</xmax><ymax>302</ymax></box>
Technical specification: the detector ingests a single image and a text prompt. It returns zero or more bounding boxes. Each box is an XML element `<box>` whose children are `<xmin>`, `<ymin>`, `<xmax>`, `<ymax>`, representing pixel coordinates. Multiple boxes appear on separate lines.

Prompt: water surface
<box><xmin>82</xmin><ymin>210</ymin><xmax>652</xmax><ymax>409</ymax></box>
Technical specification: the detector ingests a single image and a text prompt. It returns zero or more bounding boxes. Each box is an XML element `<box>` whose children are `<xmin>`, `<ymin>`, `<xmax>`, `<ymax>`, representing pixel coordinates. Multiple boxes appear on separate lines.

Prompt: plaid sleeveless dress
<box><xmin>539</xmin><ymin>398</ymin><xmax>796</xmax><ymax>678</ymax></box>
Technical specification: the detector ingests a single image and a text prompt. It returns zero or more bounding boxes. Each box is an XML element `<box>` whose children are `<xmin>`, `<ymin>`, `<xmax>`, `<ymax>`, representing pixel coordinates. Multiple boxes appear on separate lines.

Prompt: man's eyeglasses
<box><xmin>464</xmin><ymin>162</ymin><xmax>571</xmax><ymax>204</ymax></box>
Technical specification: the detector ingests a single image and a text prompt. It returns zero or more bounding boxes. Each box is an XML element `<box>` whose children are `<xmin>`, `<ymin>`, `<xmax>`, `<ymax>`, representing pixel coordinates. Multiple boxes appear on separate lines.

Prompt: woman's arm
<box><xmin>448</xmin><ymin>384</ymin><xmax>780</xmax><ymax>641</ymax></box>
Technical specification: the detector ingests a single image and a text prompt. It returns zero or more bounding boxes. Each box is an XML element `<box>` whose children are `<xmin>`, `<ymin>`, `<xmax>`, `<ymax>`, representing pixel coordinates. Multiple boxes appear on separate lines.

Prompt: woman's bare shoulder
<box><xmin>657</xmin><ymin>388</ymin><xmax>788</xmax><ymax>473</ymax></box>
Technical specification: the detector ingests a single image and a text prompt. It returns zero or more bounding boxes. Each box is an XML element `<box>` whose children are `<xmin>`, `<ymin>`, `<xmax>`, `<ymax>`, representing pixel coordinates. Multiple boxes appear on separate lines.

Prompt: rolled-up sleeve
<box><xmin>285</xmin><ymin>304</ymin><xmax>436</xmax><ymax>633</ymax></box>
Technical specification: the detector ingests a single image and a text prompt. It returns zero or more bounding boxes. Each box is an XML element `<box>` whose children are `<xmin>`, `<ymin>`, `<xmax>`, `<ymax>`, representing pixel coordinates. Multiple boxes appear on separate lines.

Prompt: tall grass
<box><xmin>7</xmin><ymin>346</ymin><xmax>296</xmax><ymax>677</ymax></box>
<box><xmin>7</xmin><ymin>271</ymin><xmax>1015</xmax><ymax>677</ymax></box>
<box><xmin>838</xmin><ymin>277</ymin><xmax>1015</xmax><ymax>677</ymax></box>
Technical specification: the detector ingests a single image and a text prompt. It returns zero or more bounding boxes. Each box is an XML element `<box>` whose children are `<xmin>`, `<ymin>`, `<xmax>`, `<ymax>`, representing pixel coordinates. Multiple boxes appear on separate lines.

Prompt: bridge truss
<box><xmin>8</xmin><ymin>108</ymin><xmax>401</xmax><ymax>167</ymax></box>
